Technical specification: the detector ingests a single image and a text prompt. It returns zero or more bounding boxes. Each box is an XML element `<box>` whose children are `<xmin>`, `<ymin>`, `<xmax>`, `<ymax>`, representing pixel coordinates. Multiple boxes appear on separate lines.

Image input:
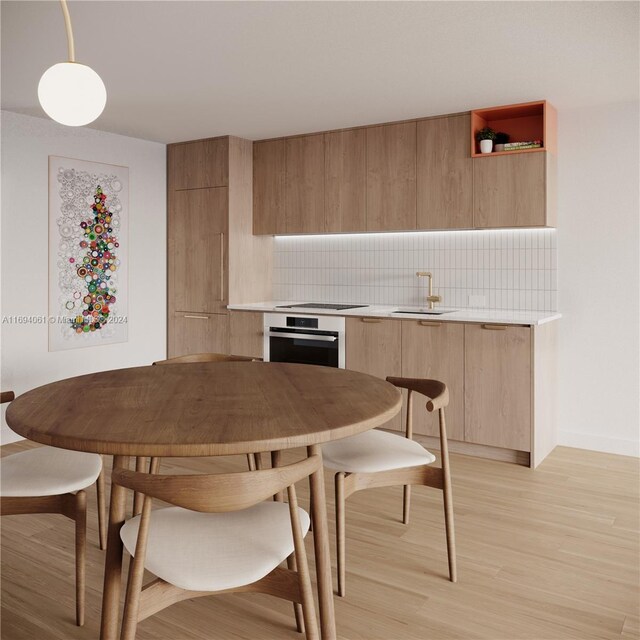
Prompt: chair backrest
<box><xmin>112</xmin><ymin>455</ymin><xmax>321</xmax><ymax>513</ymax></box>
<box><xmin>0</xmin><ymin>391</ymin><xmax>15</xmax><ymax>404</ymax></box>
<box><xmin>386</xmin><ymin>377</ymin><xmax>449</xmax><ymax>411</ymax></box>
<box><xmin>152</xmin><ymin>353</ymin><xmax>256</xmax><ymax>365</ymax></box>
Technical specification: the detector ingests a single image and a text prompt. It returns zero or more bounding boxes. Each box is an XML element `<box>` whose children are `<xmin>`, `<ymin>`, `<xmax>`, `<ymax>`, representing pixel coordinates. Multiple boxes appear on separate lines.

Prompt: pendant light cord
<box><xmin>59</xmin><ymin>0</ymin><xmax>75</xmax><ymax>62</ymax></box>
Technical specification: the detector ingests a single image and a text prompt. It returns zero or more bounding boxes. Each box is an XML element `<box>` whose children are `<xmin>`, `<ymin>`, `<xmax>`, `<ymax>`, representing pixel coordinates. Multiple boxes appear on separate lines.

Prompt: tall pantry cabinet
<box><xmin>167</xmin><ymin>136</ymin><xmax>272</xmax><ymax>358</ymax></box>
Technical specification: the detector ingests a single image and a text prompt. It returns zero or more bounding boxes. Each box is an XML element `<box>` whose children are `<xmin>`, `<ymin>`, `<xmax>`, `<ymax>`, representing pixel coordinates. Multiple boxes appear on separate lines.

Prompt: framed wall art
<box><xmin>48</xmin><ymin>156</ymin><xmax>129</xmax><ymax>351</ymax></box>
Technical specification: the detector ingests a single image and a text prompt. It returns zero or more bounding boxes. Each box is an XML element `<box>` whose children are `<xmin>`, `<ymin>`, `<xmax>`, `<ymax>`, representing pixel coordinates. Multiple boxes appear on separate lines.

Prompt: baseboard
<box><xmin>0</xmin><ymin>426</ymin><xmax>23</xmax><ymax>446</ymax></box>
<box><xmin>558</xmin><ymin>431</ymin><xmax>639</xmax><ymax>457</ymax></box>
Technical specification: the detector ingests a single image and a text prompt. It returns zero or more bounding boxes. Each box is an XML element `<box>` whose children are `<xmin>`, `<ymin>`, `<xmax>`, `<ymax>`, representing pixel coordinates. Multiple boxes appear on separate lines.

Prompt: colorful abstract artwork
<box><xmin>49</xmin><ymin>157</ymin><xmax>128</xmax><ymax>351</ymax></box>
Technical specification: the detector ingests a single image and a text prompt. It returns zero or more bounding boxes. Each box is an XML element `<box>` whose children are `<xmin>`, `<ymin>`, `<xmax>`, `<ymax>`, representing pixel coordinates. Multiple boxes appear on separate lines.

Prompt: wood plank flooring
<box><xmin>1</xmin><ymin>442</ymin><xmax>638</xmax><ymax>639</ymax></box>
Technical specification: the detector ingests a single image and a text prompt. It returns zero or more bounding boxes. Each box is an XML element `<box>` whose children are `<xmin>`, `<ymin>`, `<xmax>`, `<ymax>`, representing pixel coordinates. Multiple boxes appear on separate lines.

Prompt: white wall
<box><xmin>557</xmin><ymin>101</ymin><xmax>639</xmax><ymax>457</ymax></box>
<box><xmin>1</xmin><ymin>111</ymin><xmax>166</xmax><ymax>444</ymax></box>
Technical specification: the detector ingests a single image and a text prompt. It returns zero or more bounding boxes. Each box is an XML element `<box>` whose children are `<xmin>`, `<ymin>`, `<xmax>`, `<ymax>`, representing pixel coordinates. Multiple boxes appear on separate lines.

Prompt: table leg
<box><xmin>100</xmin><ymin>455</ymin><xmax>129</xmax><ymax>640</ymax></box>
<box><xmin>307</xmin><ymin>444</ymin><xmax>336</xmax><ymax>640</ymax></box>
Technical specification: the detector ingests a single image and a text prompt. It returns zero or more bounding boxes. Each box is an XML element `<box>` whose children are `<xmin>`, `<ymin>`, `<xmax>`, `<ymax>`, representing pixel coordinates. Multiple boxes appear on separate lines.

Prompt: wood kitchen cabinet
<box><xmin>285</xmin><ymin>134</ymin><xmax>325</xmax><ymax>234</ymax></box>
<box><xmin>324</xmin><ymin>129</ymin><xmax>367</xmax><ymax>233</ymax></box>
<box><xmin>401</xmin><ymin>320</ymin><xmax>465</xmax><ymax>441</ymax></box>
<box><xmin>229</xmin><ymin>311</ymin><xmax>264</xmax><ymax>359</ymax></box>
<box><xmin>168</xmin><ymin>137</ymin><xmax>228</xmax><ymax>190</ymax></box>
<box><xmin>168</xmin><ymin>136</ymin><xmax>272</xmax><ymax>358</ymax></box>
<box><xmin>253</xmin><ymin>139</ymin><xmax>286</xmax><ymax>235</ymax></box>
<box><xmin>169</xmin><ymin>187</ymin><xmax>228</xmax><ymax>315</ymax></box>
<box><xmin>366</xmin><ymin>122</ymin><xmax>417</xmax><ymax>231</ymax></box>
<box><xmin>345</xmin><ymin>317</ymin><xmax>402</xmax><ymax>429</ymax></box>
<box><xmin>473</xmin><ymin>152</ymin><xmax>556</xmax><ymax>228</ymax></box>
<box><xmin>417</xmin><ymin>115</ymin><xmax>473</xmax><ymax>229</ymax></box>
<box><xmin>464</xmin><ymin>324</ymin><xmax>532</xmax><ymax>451</ymax></box>
<box><xmin>169</xmin><ymin>312</ymin><xmax>229</xmax><ymax>359</ymax></box>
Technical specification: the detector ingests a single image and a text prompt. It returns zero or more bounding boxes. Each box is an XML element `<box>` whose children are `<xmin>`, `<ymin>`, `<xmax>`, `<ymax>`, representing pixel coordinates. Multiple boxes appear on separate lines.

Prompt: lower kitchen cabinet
<box><xmin>464</xmin><ymin>323</ymin><xmax>531</xmax><ymax>451</ymax></box>
<box><xmin>401</xmin><ymin>320</ymin><xmax>465</xmax><ymax>441</ymax></box>
<box><xmin>229</xmin><ymin>311</ymin><xmax>264</xmax><ymax>359</ymax></box>
<box><xmin>345</xmin><ymin>317</ymin><xmax>402</xmax><ymax>430</ymax></box>
<box><xmin>169</xmin><ymin>312</ymin><xmax>229</xmax><ymax>359</ymax></box>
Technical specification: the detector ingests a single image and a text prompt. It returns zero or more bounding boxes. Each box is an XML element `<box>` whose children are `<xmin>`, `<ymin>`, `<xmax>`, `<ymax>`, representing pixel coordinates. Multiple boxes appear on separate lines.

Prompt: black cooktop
<box><xmin>276</xmin><ymin>303</ymin><xmax>369</xmax><ymax>311</ymax></box>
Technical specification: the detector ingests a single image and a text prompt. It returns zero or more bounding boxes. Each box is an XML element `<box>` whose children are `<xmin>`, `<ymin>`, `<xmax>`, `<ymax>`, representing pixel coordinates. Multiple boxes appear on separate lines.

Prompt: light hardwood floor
<box><xmin>1</xmin><ymin>442</ymin><xmax>638</xmax><ymax>640</ymax></box>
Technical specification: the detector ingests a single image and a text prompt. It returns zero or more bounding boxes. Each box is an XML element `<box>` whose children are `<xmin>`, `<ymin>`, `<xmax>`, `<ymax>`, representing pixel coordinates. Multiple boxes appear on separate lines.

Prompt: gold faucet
<box><xmin>416</xmin><ymin>271</ymin><xmax>442</xmax><ymax>310</ymax></box>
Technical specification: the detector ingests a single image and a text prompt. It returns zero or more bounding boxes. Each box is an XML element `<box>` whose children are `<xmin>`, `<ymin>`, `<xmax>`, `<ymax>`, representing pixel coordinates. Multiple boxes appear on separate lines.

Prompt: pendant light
<box><xmin>38</xmin><ymin>0</ymin><xmax>106</xmax><ymax>127</ymax></box>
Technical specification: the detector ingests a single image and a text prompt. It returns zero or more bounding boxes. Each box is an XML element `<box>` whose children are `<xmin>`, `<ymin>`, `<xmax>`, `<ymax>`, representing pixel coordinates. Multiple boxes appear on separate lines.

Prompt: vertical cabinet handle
<box><xmin>220</xmin><ymin>233</ymin><xmax>225</xmax><ymax>302</ymax></box>
<box><xmin>482</xmin><ymin>324</ymin><xmax>507</xmax><ymax>330</ymax></box>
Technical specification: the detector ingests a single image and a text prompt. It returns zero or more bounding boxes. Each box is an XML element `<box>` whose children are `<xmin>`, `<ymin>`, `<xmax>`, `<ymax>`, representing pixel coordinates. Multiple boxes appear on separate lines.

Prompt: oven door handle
<box><xmin>267</xmin><ymin>331</ymin><xmax>337</xmax><ymax>342</ymax></box>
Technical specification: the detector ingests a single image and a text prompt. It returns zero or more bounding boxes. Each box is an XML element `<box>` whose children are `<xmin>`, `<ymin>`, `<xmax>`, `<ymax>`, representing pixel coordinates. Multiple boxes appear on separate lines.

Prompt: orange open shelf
<box><xmin>471</xmin><ymin>100</ymin><xmax>556</xmax><ymax>158</ymax></box>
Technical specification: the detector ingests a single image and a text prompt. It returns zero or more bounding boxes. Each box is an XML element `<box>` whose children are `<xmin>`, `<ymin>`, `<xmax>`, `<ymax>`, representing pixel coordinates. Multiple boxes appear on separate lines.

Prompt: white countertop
<box><xmin>228</xmin><ymin>301</ymin><xmax>561</xmax><ymax>326</ymax></box>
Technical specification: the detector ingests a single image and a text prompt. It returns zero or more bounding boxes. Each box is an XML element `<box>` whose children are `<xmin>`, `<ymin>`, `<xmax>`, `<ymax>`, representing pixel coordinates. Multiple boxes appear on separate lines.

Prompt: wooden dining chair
<box><xmin>113</xmin><ymin>455</ymin><xmax>321</xmax><ymax>640</ymax></box>
<box><xmin>149</xmin><ymin>352</ymin><xmax>261</xmax><ymax>475</ymax></box>
<box><xmin>0</xmin><ymin>390</ymin><xmax>107</xmax><ymax>626</ymax></box>
<box><xmin>322</xmin><ymin>377</ymin><xmax>457</xmax><ymax>596</ymax></box>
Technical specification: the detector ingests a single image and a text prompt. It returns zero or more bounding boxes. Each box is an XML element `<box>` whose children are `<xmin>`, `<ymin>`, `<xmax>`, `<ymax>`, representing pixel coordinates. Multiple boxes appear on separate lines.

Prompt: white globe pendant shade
<box><xmin>38</xmin><ymin>62</ymin><xmax>106</xmax><ymax>127</ymax></box>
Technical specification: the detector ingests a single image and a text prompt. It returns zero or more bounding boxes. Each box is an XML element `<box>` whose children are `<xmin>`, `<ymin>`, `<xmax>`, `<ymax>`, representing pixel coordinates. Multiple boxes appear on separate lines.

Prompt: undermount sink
<box><xmin>392</xmin><ymin>308</ymin><xmax>455</xmax><ymax>316</ymax></box>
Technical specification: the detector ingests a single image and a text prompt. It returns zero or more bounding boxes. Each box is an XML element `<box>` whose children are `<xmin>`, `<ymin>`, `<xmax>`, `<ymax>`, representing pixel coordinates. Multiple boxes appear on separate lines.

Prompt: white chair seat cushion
<box><xmin>0</xmin><ymin>446</ymin><xmax>102</xmax><ymax>497</ymax></box>
<box><xmin>322</xmin><ymin>429</ymin><xmax>436</xmax><ymax>473</ymax></box>
<box><xmin>120</xmin><ymin>501</ymin><xmax>310</xmax><ymax>592</ymax></box>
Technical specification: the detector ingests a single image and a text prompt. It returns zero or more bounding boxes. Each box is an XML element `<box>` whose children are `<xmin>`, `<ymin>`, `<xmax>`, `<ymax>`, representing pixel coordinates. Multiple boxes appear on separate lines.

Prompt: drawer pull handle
<box><xmin>482</xmin><ymin>324</ymin><xmax>507</xmax><ymax>330</ymax></box>
<box><xmin>184</xmin><ymin>315</ymin><xmax>208</xmax><ymax>320</ymax></box>
<box><xmin>361</xmin><ymin>318</ymin><xmax>382</xmax><ymax>323</ymax></box>
<box><xmin>419</xmin><ymin>321</ymin><xmax>441</xmax><ymax>327</ymax></box>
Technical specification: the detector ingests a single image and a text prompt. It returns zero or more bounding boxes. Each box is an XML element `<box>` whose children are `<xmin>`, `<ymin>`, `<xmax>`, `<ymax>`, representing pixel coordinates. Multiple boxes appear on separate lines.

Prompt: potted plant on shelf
<box><xmin>476</xmin><ymin>127</ymin><xmax>497</xmax><ymax>154</ymax></box>
<box><xmin>494</xmin><ymin>131</ymin><xmax>510</xmax><ymax>152</ymax></box>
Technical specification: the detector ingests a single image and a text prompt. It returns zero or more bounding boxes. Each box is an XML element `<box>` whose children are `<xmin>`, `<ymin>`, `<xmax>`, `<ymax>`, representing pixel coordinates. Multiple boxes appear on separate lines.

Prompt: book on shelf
<box><xmin>502</xmin><ymin>140</ymin><xmax>542</xmax><ymax>150</ymax></box>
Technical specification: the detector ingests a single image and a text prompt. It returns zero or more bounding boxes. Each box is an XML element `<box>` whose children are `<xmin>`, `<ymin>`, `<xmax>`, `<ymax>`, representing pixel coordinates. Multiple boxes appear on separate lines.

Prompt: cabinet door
<box><xmin>285</xmin><ymin>134</ymin><xmax>325</xmax><ymax>234</ymax></box>
<box><xmin>473</xmin><ymin>153</ymin><xmax>546</xmax><ymax>228</ymax></box>
<box><xmin>253</xmin><ymin>139</ymin><xmax>286</xmax><ymax>235</ymax></box>
<box><xmin>169</xmin><ymin>188</ymin><xmax>228</xmax><ymax>314</ymax></box>
<box><xmin>229</xmin><ymin>311</ymin><xmax>264</xmax><ymax>359</ymax></box>
<box><xmin>169</xmin><ymin>312</ymin><xmax>229</xmax><ymax>359</ymax></box>
<box><xmin>464</xmin><ymin>324</ymin><xmax>531</xmax><ymax>451</ymax></box>
<box><xmin>417</xmin><ymin>115</ymin><xmax>473</xmax><ymax>229</ymax></box>
<box><xmin>366</xmin><ymin>122</ymin><xmax>417</xmax><ymax>231</ymax></box>
<box><xmin>346</xmin><ymin>317</ymin><xmax>401</xmax><ymax>430</ymax></box>
<box><xmin>325</xmin><ymin>129</ymin><xmax>366</xmax><ymax>232</ymax></box>
<box><xmin>401</xmin><ymin>321</ymin><xmax>464</xmax><ymax>441</ymax></box>
<box><xmin>168</xmin><ymin>138</ymin><xmax>228</xmax><ymax>190</ymax></box>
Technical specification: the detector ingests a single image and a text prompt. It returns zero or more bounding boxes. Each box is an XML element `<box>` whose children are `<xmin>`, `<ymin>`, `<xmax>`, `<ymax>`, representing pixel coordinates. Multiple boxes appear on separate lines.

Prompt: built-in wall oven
<box><xmin>264</xmin><ymin>313</ymin><xmax>345</xmax><ymax>369</ymax></box>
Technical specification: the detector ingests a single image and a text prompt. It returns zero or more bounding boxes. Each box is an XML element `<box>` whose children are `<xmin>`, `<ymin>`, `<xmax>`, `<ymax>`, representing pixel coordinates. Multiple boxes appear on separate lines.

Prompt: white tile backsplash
<box><xmin>273</xmin><ymin>229</ymin><xmax>558</xmax><ymax>311</ymax></box>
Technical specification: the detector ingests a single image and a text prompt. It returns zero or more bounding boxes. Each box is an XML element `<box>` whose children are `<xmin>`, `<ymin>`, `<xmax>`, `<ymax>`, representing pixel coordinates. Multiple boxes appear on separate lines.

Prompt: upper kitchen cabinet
<box><xmin>324</xmin><ymin>129</ymin><xmax>367</xmax><ymax>233</ymax></box>
<box><xmin>253</xmin><ymin>139</ymin><xmax>286</xmax><ymax>235</ymax></box>
<box><xmin>472</xmin><ymin>100</ymin><xmax>557</xmax><ymax>228</ymax></box>
<box><xmin>470</xmin><ymin>100</ymin><xmax>556</xmax><ymax>158</ymax></box>
<box><xmin>285</xmin><ymin>134</ymin><xmax>325</xmax><ymax>234</ymax></box>
<box><xmin>168</xmin><ymin>187</ymin><xmax>228</xmax><ymax>314</ymax></box>
<box><xmin>417</xmin><ymin>115</ymin><xmax>473</xmax><ymax>230</ymax></box>
<box><xmin>168</xmin><ymin>137</ymin><xmax>228</xmax><ymax>190</ymax></box>
<box><xmin>252</xmin><ymin>101</ymin><xmax>556</xmax><ymax>234</ymax></box>
<box><xmin>366</xmin><ymin>122</ymin><xmax>417</xmax><ymax>231</ymax></box>
<box><xmin>473</xmin><ymin>152</ymin><xmax>556</xmax><ymax>228</ymax></box>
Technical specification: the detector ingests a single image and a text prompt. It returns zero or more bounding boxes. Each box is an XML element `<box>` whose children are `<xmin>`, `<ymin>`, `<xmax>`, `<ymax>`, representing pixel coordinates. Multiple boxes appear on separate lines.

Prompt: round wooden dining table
<box><xmin>6</xmin><ymin>360</ymin><xmax>402</xmax><ymax>640</ymax></box>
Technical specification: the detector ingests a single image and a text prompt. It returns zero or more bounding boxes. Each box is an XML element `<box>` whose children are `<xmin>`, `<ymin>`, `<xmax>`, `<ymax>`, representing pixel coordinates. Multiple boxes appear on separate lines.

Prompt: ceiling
<box><xmin>2</xmin><ymin>1</ymin><xmax>638</xmax><ymax>144</ymax></box>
